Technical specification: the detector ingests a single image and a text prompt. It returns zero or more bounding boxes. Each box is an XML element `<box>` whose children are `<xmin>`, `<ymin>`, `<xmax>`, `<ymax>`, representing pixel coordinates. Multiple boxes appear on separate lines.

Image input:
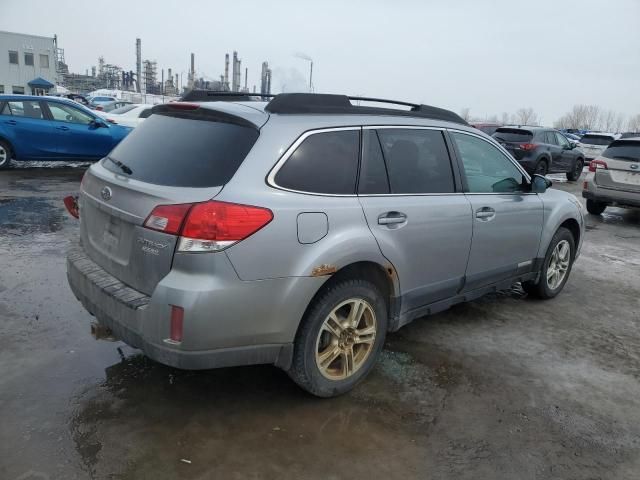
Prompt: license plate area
<box><xmin>611</xmin><ymin>170</ymin><xmax>640</xmax><ymax>185</ymax></box>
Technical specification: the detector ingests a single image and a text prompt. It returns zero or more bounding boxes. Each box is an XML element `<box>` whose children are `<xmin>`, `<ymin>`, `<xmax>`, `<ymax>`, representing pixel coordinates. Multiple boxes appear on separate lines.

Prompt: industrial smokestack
<box><xmin>224</xmin><ymin>53</ymin><xmax>229</xmax><ymax>91</ymax></box>
<box><xmin>190</xmin><ymin>53</ymin><xmax>195</xmax><ymax>88</ymax></box>
<box><xmin>244</xmin><ymin>67</ymin><xmax>248</xmax><ymax>91</ymax></box>
<box><xmin>135</xmin><ymin>38</ymin><xmax>142</xmax><ymax>93</ymax></box>
<box><xmin>232</xmin><ymin>51</ymin><xmax>239</xmax><ymax>91</ymax></box>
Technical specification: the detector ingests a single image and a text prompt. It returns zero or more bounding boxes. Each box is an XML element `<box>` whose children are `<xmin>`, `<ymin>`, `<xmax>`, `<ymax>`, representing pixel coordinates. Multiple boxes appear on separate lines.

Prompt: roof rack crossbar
<box><xmin>348</xmin><ymin>96</ymin><xmax>418</xmax><ymax>109</ymax></box>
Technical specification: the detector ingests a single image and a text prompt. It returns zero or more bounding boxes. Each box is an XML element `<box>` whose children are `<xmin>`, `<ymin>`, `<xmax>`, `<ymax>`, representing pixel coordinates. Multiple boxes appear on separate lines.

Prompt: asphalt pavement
<box><xmin>1</xmin><ymin>164</ymin><xmax>639</xmax><ymax>480</ymax></box>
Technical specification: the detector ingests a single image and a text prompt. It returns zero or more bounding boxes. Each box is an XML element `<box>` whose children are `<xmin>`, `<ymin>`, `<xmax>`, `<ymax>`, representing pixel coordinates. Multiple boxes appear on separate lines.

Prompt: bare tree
<box><xmin>459</xmin><ymin>107</ymin><xmax>471</xmax><ymax>122</ymax></box>
<box><xmin>513</xmin><ymin>107</ymin><xmax>539</xmax><ymax>126</ymax></box>
<box><xmin>627</xmin><ymin>114</ymin><xmax>640</xmax><ymax>132</ymax></box>
<box><xmin>555</xmin><ymin>104</ymin><xmax>604</xmax><ymax>130</ymax></box>
<box><xmin>501</xmin><ymin>112</ymin><xmax>511</xmax><ymax>125</ymax></box>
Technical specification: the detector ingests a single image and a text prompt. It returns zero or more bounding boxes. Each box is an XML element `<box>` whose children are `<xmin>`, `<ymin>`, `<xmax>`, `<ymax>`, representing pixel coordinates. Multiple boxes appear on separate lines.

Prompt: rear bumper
<box><xmin>582</xmin><ymin>189</ymin><xmax>640</xmax><ymax>208</ymax></box>
<box><xmin>67</xmin><ymin>245</ymin><xmax>323</xmax><ymax>370</ymax></box>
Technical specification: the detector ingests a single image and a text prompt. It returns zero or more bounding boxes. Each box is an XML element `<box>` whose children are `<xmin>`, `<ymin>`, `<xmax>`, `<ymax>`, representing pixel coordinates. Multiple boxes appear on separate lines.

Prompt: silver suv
<box><xmin>66</xmin><ymin>93</ymin><xmax>585</xmax><ymax>397</ymax></box>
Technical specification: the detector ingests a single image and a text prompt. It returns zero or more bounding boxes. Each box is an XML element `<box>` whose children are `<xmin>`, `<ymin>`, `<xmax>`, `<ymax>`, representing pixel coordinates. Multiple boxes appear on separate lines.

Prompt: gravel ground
<box><xmin>0</xmin><ymin>164</ymin><xmax>639</xmax><ymax>480</ymax></box>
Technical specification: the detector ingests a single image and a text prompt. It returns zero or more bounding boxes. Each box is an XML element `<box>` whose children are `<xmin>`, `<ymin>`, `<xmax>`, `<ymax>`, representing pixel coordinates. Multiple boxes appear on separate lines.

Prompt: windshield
<box><xmin>580</xmin><ymin>135</ymin><xmax>614</xmax><ymax>146</ymax></box>
<box><xmin>602</xmin><ymin>141</ymin><xmax>640</xmax><ymax>161</ymax></box>
<box><xmin>103</xmin><ymin>113</ymin><xmax>259</xmax><ymax>187</ymax></box>
<box><xmin>493</xmin><ymin>128</ymin><xmax>533</xmax><ymax>143</ymax></box>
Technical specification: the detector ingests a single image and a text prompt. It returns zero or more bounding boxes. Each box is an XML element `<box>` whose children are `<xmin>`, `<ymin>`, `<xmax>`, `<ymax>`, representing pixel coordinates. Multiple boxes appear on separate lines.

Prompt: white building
<box><xmin>0</xmin><ymin>30</ymin><xmax>58</xmax><ymax>95</ymax></box>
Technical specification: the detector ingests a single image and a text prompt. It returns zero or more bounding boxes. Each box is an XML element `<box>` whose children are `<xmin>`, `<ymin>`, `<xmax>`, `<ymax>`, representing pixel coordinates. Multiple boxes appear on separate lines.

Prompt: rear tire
<box><xmin>586</xmin><ymin>199</ymin><xmax>606</xmax><ymax>215</ymax></box>
<box><xmin>566</xmin><ymin>159</ymin><xmax>584</xmax><ymax>181</ymax></box>
<box><xmin>0</xmin><ymin>140</ymin><xmax>12</xmax><ymax>170</ymax></box>
<box><xmin>523</xmin><ymin>227</ymin><xmax>575</xmax><ymax>300</ymax></box>
<box><xmin>288</xmin><ymin>278</ymin><xmax>388</xmax><ymax>397</ymax></box>
<box><xmin>534</xmin><ymin>159</ymin><xmax>548</xmax><ymax>176</ymax></box>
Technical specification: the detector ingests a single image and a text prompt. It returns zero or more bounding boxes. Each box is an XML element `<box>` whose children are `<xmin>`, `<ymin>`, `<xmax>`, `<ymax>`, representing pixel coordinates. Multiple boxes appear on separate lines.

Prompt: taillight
<box><xmin>519</xmin><ymin>143</ymin><xmax>537</xmax><ymax>151</ymax></box>
<box><xmin>63</xmin><ymin>195</ymin><xmax>79</xmax><ymax>219</ymax></box>
<box><xmin>589</xmin><ymin>159</ymin><xmax>608</xmax><ymax>173</ymax></box>
<box><xmin>144</xmin><ymin>204</ymin><xmax>192</xmax><ymax>235</ymax></box>
<box><xmin>143</xmin><ymin>200</ymin><xmax>273</xmax><ymax>252</ymax></box>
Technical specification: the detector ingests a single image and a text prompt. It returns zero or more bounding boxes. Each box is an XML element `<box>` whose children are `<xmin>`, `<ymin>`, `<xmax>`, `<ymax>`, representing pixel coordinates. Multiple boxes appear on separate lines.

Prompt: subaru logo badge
<box><xmin>631</xmin><ymin>164</ymin><xmax>639</xmax><ymax>170</ymax></box>
<box><xmin>101</xmin><ymin>186</ymin><xmax>112</xmax><ymax>201</ymax></box>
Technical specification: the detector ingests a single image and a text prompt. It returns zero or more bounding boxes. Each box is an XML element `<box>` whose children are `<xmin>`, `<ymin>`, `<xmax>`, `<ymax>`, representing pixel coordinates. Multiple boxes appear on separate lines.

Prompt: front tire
<box><xmin>523</xmin><ymin>227</ymin><xmax>575</xmax><ymax>299</ymax></box>
<box><xmin>566</xmin><ymin>159</ymin><xmax>584</xmax><ymax>181</ymax></box>
<box><xmin>586</xmin><ymin>199</ymin><xmax>606</xmax><ymax>215</ymax></box>
<box><xmin>288</xmin><ymin>279</ymin><xmax>388</xmax><ymax>397</ymax></box>
<box><xmin>0</xmin><ymin>140</ymin><xmax>12</xmax><ymax>170</ymax></box>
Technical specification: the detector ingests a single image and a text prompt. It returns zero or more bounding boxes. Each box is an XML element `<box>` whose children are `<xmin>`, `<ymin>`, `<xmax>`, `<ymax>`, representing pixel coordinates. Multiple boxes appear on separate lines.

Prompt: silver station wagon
<box><xmin>67</xmin><ymin>93</ymin><xmax>584</xmax><ymax>397</ymax></box>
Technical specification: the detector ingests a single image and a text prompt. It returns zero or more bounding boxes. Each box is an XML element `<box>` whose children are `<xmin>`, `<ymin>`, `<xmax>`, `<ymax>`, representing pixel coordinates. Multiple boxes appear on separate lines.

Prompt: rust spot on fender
<box><xmin>311</xmin><ymin>264</ymin><xmax>337</xmax><ymax>276</ymax></box>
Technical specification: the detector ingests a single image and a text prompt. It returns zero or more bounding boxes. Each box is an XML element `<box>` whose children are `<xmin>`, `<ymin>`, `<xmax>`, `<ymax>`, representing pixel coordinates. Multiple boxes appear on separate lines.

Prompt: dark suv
<box><xmin>492</xmin><ymin>127</ymin><xmax>585</xmax><ymax>180</ymax></box>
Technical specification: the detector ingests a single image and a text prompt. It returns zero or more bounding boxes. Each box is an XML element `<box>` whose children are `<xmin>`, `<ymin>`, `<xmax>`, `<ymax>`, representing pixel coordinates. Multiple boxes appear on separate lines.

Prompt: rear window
<box><xmin>274</xmin><ymin>130</ymin><xmax>360</xmax><ymax>194</ymax></box>
<box><xmin>110</xmin><ymin>104</ymin><xmax>137</xmax><ymax>115</ymax></box>
<box><xmin>104</xmin><ymin>114</ymin><xmax>259</xmax><ymax>187</ymax></box>
<box><xmin>580</xmin><ymin>135</ymin><xmax>614</xmax><ymax>146</ymax></box>
<box><xmin>602</xmin><ymin>141</ymin><xmax>640</xmax><ymax>162</ymax></box>
<box><xmin>492</xmin><ymin>128</ymin><xmax>533</xmax><ymax>143</ymax></box>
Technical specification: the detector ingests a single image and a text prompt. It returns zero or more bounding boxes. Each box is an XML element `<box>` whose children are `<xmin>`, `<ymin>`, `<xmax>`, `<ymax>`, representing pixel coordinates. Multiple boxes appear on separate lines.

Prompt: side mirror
<box><xmin>531</xmin><ymin>174</ymin><xmax>552</xmax><ymax>193</ymax></box>
<box><xmin>90</xmin><ymin>119</ymin><xmax>107</xmax><ymax>128</ymax></box>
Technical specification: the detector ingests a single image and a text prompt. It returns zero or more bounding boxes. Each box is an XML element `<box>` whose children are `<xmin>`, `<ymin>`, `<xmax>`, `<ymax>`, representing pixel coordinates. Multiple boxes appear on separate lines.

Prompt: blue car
<box><xmin>0</xmin><ymin>95</ymin><xmax>131</xmax><ymax>169</ymax></box>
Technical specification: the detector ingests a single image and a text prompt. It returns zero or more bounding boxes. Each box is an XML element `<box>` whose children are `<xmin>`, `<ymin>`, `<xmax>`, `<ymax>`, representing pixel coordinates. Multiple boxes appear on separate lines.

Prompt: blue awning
<box><xmin>27</xmin><ymin>77</ymin><xmax>54</xmax><ymax>89</ymax></box>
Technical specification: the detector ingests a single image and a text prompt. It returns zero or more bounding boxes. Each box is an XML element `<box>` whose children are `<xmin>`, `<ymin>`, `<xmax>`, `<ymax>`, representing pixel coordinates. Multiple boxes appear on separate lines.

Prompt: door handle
<box><xmin>4</xmin><ymin>120</ymin><xmax>17</xmax><ymax>126</ymax></box>
<box><xmin>378</xmin><ymin>212</ymin><xmax>407</xmax><ymax>225</ymax></box>
<box><xmin>56</xmin><ymin>126</ymin><xmax>70</xmax><ymax>131</ymax></box>
<box><xmin>475</xmin><ymin>207</ymin><xmax>496</xmax><ymax>221</ymax></box>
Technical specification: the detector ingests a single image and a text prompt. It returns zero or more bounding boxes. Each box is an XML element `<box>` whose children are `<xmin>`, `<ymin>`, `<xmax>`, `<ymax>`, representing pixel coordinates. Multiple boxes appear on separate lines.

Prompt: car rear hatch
<box><xmin>579</xmin><ymin>134</ymin><xmax>614</xmax><ymax>158</ymax></box>
<box><xmin>78</xmin><ymin>102</ymin><xmax>266</xmax><ymax>295</ymax></box>
<box><xmin>492</xmin><ymin>128</ymin><xmax>534</xmax><ymax>159</ymax></box>
<box><xmin>593</xmin><ymin>140</ymin><xmax>640</xmax><ymax>193</ymax></box>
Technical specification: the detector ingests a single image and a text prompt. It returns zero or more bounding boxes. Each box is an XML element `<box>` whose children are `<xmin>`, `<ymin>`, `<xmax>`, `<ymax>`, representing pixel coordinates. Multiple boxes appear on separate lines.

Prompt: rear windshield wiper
<box><xmin>105</xmin><ymin>156</ymin><xmax>133</xmax><ymax>175</ymax></box>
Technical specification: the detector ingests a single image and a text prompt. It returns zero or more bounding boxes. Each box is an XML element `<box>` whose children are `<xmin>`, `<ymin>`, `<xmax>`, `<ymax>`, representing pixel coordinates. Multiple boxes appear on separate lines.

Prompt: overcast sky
<box><xmin>2</xmin><ymin>0</ymin><xmax>639</xmax><ymax>123</ymax></box>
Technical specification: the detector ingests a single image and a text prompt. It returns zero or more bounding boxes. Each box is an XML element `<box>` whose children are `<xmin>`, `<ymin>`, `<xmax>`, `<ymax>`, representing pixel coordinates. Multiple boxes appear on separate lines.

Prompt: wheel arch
<box><xmin>559</xmin><ymin>218</ymin><xmax>581</xmax><ymax>253</ymax></box>
<box><xmin>0</xmin><ymin>135</ymin><xmax>15</xmax><ymax>157</ymax></box>
<box><xmin>296</xmin><ymin>260</ymin><xmax>400</xmax><ymax>339</ymax></box>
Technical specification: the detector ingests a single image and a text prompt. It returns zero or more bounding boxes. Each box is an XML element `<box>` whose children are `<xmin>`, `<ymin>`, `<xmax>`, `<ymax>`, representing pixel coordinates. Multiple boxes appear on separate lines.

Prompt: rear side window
<box><xmin>105</xmin><ymin>114</ymin><xmax>259</xmax><ymax>187</ymax></box>
<box><xmin>275</xmin><ymin>130</ymin><xmax>360</xmax><ymax>194</ymax></box>
<box><xmin>493</xmin><ymin>128</ymin><xmax>533</xmax><ymax>143</ymax></box>
<box><xmin>602</xmin><ymin>141</ymin><xmax>640</xmax><ymax>161</ymax></box>
<box><xmin>377</xmin><ymin>129</ymin><xmax>455</xmax><ymax>194</ymax></box>
<box><xmin>581</xmin><ymin>135</ymin><xmax>614</xmax><ymax>146</ymax></box>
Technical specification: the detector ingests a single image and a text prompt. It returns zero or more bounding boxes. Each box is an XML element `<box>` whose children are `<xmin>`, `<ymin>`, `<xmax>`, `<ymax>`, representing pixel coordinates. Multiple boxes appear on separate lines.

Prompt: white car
<box><xmin>578</xmin><ymin>133</ymin><xmax>620</xmax><ymax>161</ymax></box>
<box><xmin>102</xmin><ymin>104</ymin><xmax>154</xmax><ymax>128</ymax></box>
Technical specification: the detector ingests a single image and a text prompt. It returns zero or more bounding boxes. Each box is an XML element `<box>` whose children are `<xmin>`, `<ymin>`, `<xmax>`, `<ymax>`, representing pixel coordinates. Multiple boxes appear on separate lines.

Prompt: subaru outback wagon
<box><xmin>67</xmin><ymin>93</ymin><xmax>584</xmax><ymax>397</ymax></box>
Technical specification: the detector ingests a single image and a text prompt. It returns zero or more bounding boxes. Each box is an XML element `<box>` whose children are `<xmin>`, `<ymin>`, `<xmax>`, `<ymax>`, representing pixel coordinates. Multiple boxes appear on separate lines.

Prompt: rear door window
<box><xmin>376</xmin><ymin>128</ymin><xmax>455</xmax><ymax>193</ymax></box>
<box><xmin>545</xmin><ymin>132</ymin><xmax>558</xmax><ymax>145</ymax></box>
<box><xmin>104</xmin><ymin>114</ymin><xmax>259</xmax><ymax>187</ymax></box>
<box><xmin>359</xmin><ymin>130</ymin><xmax>390</xmax><ymax>194</ymax></box>
<box><xmin>1</xmin><ymin>100</ymin><xmax>45</xmax><ymax>119</ymax></box>
<box><xmin>274</xmin><ymin>129</ymin><xmax>360</xmax><ymax>194</ymax></box>
<box><xmin>602</xmin><ymin>141</ymin><xmax>640</xmax><ymax>162</ymax></box>
<box><xmin>493</xmin><ymin>128</ymin><xmax>533</xmax><ymax>143</ymax></box>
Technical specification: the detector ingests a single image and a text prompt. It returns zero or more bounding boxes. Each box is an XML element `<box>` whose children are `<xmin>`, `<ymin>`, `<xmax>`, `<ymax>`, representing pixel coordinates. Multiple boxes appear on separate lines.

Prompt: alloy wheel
<box><xmin>546</xmin><ymin>240</ymin><xmax>571</xmax><ymax>290</ymax></box>
<box><xmin>0</xmin><ymin>145</ymin><xmax>8</xmax><ymax>167</ymax></box>
<box><xmin>315</xmin><ymin>298</ymin><xmax>377</xmax><ymax>380</ymax></box>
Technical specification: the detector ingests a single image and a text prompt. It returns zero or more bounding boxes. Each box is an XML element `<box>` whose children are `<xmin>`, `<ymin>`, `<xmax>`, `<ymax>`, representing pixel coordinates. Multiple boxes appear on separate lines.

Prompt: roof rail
<box><xmin>180</xmin><ymin>90</ymin><xmax>275</xmax><ymax>102</ymax></box>
<box><xmin>264</xmin><ymin>93</ymin><xmax>468</xmax><ymax>125</ymax></box>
